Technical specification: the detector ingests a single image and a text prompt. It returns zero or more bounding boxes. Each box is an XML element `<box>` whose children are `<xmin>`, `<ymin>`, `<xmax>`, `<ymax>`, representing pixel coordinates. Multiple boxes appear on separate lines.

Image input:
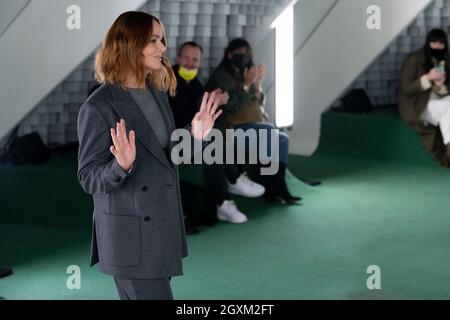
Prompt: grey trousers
<box><xmin>114</xmin><ymin>276</ymin><xmax>173</xmax><ymax>300</ymax></box>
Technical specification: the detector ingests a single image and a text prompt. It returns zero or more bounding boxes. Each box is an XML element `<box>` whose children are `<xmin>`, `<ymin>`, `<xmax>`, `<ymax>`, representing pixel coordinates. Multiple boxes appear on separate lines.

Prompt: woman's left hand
<box><xmin>191</xmin><ymin>92</ymin><xmax>223</xmax><ymax>140</ymax></box>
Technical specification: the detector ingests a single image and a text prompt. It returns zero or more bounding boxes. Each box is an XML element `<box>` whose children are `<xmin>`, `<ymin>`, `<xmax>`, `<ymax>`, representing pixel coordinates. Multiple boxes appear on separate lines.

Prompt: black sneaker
<box><xmin>0</xmin><ymin>268</ymin><xmax>13</xmax><ymax>279</ymax></box>
<box><xmin>263</xmin><ymin>192</ymin><xmax>283</xmax><ymax>204</ymax></box>
<box><xmin>184</xmin><ymin>218</ymin><xmax>200</xmax><ymax>235</ymax></box>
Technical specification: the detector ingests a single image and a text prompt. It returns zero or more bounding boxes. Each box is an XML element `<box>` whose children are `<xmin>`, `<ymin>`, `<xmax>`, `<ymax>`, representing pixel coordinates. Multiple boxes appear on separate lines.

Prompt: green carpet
<box><xmin>1</xmin><ymin>109</ymin><xmax>450</xmax><ymax>300</ymax></box>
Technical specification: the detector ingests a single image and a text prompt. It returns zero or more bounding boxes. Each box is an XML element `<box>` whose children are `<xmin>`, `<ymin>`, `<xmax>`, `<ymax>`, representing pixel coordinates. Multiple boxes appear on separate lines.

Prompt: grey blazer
<box><xmin>77</xmin><ymin>84</ymin><xmax>188</xmax><ymax>280</ymax></box>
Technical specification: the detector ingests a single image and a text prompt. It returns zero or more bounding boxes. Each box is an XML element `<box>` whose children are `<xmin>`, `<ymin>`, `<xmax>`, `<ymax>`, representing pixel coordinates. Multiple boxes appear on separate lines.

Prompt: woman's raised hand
<box><xmin>110</xmin><ymin>119</ymin><xmax>136</xmax><ymax>172</ymax></box>
<box><xmin>255</xmin><ymin>64</ymin><xmax>267</xmax><ymax>86</ymax></box>
<box><xmin>191</xmin><ymin>92</ymin><xmax>223</xmax><ymax>140</ymax></box>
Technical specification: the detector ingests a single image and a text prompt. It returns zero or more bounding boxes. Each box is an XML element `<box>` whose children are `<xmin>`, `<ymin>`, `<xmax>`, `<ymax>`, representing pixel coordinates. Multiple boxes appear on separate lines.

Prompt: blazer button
<box><xmin>142</xmin><ymin>186</ymin><xmax>148</xmax><ymax>192</ymax></box>
<box><xmin>144</xmin><ymin>216</ymin><xmax>150</xmax><ymax>222</ymax></box>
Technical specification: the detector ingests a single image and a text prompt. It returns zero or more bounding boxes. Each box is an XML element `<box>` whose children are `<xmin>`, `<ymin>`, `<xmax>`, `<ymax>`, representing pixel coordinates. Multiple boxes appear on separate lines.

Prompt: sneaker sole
<box><xmin>217</xmin><ymin>215</ymin><xmax>248</xmax><ymax>224</ymax></box>
<box><xmin>228</xmin><ymin>189</ymin><xmax>265</xmax><ymax>198</ymax></box>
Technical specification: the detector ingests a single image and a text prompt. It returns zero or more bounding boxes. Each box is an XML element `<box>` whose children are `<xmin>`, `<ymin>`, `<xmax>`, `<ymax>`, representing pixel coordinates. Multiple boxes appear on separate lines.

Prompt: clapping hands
<box><xmin>243</xmin><ymin>64</ymin><xmax>267</xmax><ymax>89</ymax></box>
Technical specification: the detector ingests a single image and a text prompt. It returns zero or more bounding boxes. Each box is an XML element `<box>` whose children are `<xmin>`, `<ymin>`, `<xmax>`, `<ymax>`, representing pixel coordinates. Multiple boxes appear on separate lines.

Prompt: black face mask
<box><xmin>430</xmin><ymin>48</ymin><xmax>446</xmax><ymax>61</ymax></box>
<box><xmin>230</xmin><ymin>53</ymin><xmax>251</xmax><ymax>70</ymax></box>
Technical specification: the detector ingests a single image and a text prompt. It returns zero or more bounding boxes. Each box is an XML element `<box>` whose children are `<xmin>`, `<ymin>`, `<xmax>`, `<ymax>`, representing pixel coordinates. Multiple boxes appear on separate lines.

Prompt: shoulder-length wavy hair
<box><xmin>95</xmin><ymin>11</ymin><xmax>176</xmax><ymax>96</ymax></box>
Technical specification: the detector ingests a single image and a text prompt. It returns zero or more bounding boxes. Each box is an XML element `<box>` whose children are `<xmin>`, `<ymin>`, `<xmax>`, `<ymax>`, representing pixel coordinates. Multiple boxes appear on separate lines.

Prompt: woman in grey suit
<box><xmin>77</xmin><ymin>11</ymin><xmax>222</xmax><ymax>300</ymax></box>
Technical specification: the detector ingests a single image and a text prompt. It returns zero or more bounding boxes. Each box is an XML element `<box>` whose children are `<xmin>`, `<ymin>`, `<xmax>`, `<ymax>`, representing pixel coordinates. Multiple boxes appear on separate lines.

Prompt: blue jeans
<box><xmin>233</xmin><ymin>122</ymin><xmax>289</xmax><ymax>165</ymax></box>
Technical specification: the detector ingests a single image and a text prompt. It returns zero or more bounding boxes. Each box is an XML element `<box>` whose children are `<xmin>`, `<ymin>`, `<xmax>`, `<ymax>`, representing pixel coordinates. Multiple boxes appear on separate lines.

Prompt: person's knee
<box><xmin>279</xmin><ymin>132</ymin><xmax>289</xmax><ymax>147</ymax></box>
<box><xmin>263</xmin><ymin>122</ymin><xmax>276</xmax><ymax>130</ymax></box>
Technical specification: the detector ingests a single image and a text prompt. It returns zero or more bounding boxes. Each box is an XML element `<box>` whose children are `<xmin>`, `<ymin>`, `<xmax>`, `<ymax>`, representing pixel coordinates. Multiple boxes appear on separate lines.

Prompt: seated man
<box><xmin>169</xmin><ymin>42</ymin><xmax>264</xmax><ymax>225</ymax></box>
<box><xmin>399</xmin><ymin>29</ymin><xmax>450</xmax><ymax>165</ymax></box>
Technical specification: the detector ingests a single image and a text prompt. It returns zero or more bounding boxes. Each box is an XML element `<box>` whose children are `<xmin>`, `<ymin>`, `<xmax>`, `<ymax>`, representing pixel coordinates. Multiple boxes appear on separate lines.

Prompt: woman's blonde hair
<box><xmin>95</xmin><ymin>11</ymin><xmax>176</xmax><ymax>96</ymax></box>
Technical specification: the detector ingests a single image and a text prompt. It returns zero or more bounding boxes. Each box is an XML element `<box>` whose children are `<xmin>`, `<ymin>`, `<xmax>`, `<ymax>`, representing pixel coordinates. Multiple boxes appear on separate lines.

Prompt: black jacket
<box><xmin>169</xmin><ymin>65</ymin><xmax>204</xmax><ymax>129</ymax></box>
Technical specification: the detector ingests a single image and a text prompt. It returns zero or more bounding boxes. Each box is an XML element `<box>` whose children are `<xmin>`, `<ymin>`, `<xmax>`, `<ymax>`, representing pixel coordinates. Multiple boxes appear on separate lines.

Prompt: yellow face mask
<box><xmin>178</xmin><ymin>66</ymin><xmax>198</xmax><ymax>81</ymax></box>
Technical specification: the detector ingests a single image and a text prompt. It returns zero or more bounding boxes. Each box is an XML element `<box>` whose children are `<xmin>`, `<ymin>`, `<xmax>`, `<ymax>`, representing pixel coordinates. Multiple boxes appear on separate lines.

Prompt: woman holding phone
<box><xmin>399</xmin><ymin>28</ymin><xmax>450</xmax><ymax>165</ymax></box>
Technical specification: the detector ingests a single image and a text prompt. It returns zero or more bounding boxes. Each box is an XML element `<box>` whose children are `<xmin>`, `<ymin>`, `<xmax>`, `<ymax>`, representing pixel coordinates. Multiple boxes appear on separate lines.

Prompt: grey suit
<box><xmin>77</xmin><ymin>84</ymin><xmax>188</xmax><ymax>282</ymax></box>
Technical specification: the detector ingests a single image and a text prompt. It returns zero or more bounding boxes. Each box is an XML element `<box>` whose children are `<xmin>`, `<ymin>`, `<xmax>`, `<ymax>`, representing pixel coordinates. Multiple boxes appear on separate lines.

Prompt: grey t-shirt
<box><xmin>128</xmin><ymin>87</ymin><xmax>169</xmax><ymax>148</ymax></box>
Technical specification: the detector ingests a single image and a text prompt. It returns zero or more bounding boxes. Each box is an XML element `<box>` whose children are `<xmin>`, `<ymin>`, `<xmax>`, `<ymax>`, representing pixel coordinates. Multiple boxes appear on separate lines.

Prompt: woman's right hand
<box><xmin>110</xmin><ymin>119</ymin><xmax>136</xmax><ymax>172</ymax></box>
<box><xmin>212</xmin><ymin>88</ymin><xmax>230</xmax><ymax>106</ymax></box>
<box><xmin>428</xmin><ymin>68</ymin><xmax>443</xmax><ymax>81</ymax></box>
<box><xmin>243</xmin><ymin>66</ymin><xmax>257</xmax><ymax>87</ymax></box>
<box><xmin>254</xmin><ymin>64</ymin><xmax>267</xmax><ymax>89</ymax></box>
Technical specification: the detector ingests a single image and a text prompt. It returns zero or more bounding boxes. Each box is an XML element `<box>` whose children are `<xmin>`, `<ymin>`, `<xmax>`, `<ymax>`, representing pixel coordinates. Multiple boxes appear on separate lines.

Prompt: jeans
<box><xmin>233</xmin><ymin>122</ymin><xmax>289</xmax><ymax>165</ymax></box>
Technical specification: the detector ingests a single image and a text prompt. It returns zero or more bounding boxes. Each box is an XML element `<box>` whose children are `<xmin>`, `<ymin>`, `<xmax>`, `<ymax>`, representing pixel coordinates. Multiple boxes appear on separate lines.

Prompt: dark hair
<box><xmin>423</xmin><ymin>28</ymin><xmax>449</xmax><ymax>70</ymax></box>
<box><xmin>177</xmin><ymin>41</ymin><xmax>203</xmax><ymax>57</ymax></box>
<box><xmin>220</xmin><ymin>38</ymin><xmax>254</xmax><ymax>77</ymax></box>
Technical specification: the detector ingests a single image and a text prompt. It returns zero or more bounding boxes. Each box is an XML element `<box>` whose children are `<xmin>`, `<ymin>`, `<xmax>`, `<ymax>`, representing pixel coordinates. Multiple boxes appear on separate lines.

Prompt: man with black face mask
<box><xmin>399</xmin><ymin>29</ymin><xmax>450</xmax><ymax>166</ymax></box>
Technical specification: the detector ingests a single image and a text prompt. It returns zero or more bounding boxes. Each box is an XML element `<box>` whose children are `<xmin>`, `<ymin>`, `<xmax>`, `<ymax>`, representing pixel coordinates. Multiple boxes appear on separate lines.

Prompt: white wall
<box><xmin>253</xmin><ymin>30</ymin><xmax>276</xmax><ymax>120</ymax></box>
<box><xmin>293</xmin><ymin>0</ymin><xmax>337</xmax><ymax>52</ymax></box>
<box><xmin>0</xmin><ymin>0</ymin><xmax>29</xmax><ymax>36</ymax></box>
<box><xmin>345</xmin><ymin>0</ymin><xmax>448</xmax><ymax>107</ymax></box>
<box><xmin>252</xmin><ymin>0</ymin><xmax>338</xmax><ymax>129</ymax></box>
<box><xmin>291</xmin><ymin>0</ymin><xmax>433</xmax><ymax>155</ymax></box>
<box><xmin>251</xmin><ymin>0</ymin><xmax>291</xmax><ymax>121</ymax></box>
<box><xmin>0</xmin><ymin>0</ymin><xmax>147</xmax><ymax>139</ymax></box>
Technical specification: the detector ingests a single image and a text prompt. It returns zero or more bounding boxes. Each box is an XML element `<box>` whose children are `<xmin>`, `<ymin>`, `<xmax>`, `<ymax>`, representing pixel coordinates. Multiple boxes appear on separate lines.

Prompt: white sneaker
<box><xmin>217</xmin><ymin>200</ymin><xmax>248</xmax><ymax>224</ymax></box>
<box><xmin>228</xmin><ymin>173</ymin><xmax>265</xmax><ymax>198</ymax></box>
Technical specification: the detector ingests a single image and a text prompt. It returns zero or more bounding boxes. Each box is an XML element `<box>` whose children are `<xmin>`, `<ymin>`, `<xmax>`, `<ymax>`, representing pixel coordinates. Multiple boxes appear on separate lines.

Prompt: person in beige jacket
<box><xmin>399</xmin><ymin>29</ymin><xmax>450</xmax><ymax>165</ymax></box>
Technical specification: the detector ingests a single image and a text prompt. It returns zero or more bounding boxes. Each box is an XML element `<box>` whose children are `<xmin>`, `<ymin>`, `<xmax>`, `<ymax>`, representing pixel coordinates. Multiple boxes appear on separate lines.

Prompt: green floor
<box><xmin>1</xmin><ymin>108</ymin><xmax>450</xmax><ymax>300</ymax></box>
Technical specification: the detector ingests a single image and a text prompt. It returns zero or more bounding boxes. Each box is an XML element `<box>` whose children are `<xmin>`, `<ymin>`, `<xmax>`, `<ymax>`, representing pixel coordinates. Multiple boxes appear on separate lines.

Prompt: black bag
<box><xmin>180</xmin><ymin>180</ymin><xmax>217</xmax><ymax>228</ymax></box>
<box><xmin>341</xmin><ymin>89</ymin><xmax>374</xmax><ymax>113</ymax></box>
<box><xmin>6</xmin><ymin>128</ymin><xmax>51</xmax><ymax>165</ymax></box>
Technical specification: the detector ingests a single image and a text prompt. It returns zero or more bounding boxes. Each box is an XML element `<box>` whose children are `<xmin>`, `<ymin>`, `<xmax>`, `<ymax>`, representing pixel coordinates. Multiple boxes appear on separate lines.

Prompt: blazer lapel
<box><xmin>106</xmin><ymin>85</ymin><xmax>173</xmax><ymax>172</ymax></box>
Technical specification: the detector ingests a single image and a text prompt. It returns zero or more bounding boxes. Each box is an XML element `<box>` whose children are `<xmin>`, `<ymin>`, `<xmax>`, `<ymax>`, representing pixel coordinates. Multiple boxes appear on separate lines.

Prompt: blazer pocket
<box><xmin>110</xmin><ymin>189</ymin><xmax>134</xmax><ymax>214</ymax></box>
<box><xmin>98</xmin><ymin>213</ymin><xmax>141</xmax><ymax>267</ymax></box>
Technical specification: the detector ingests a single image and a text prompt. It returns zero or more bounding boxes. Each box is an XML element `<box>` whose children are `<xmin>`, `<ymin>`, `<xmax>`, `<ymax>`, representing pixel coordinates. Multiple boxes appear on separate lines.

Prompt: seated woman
<box><xmin>399</xmin><ymin>28</ymin><xmax>450</xmax><ymax>165</ymax></box>
<box><xmin>206</xmin><ymin>38</ymin><xmax>301</xmax><ymax>204</ymax></box>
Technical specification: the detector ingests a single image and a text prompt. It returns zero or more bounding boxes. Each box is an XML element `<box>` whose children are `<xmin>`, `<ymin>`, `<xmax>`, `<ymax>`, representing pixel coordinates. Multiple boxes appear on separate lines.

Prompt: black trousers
<box><xmin>114</xmin><ymin>277</ymin><xmax>173</xmax><ymax>300</ymax></box>
<box><xmin>202</xmin><ymin>130</ymin><xmax>241</xmax><ymax>206</ymax></box>
<box><xmin>203</xmin><ymin>163</ymin><xmax>240</xmax><ymax>206</ymax></box>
